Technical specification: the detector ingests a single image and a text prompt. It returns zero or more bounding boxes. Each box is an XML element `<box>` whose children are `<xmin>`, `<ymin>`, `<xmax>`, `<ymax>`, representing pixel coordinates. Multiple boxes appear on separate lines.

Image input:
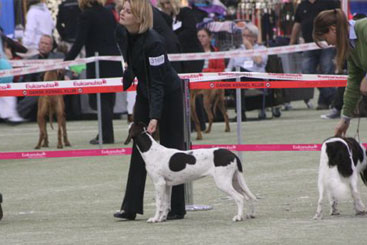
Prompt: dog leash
<box><xmin>354</xmin><ymin>96</ymin><xmax>364</xmax><ymax>142</ymax></box>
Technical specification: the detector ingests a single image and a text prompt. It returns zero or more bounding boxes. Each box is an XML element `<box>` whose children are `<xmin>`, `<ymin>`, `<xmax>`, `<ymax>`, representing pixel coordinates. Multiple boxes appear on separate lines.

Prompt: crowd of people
<box><xmin>1</xmin><ymin>0</ymin><xmax>367</xmax><ymax>222</ymax></box>
<box><xmin>0</xmin><ymin>0</ymin><xmax>349</xmax><ymax>128</ymax></box>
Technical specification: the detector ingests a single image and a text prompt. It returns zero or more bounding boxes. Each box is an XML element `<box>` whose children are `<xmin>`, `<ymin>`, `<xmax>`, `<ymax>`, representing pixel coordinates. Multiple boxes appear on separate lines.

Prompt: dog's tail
<box><xmin>48</xmin><ymin>102</ymin><xmax>54</xmax><ymax>130</ymax></box>
<box><xmin>235</xmin><ymin>171</ymin><xmax>257</xmax><ymax>201</ymax></box>
<box><xmin>233</xmin><ymin>156</ymin><xmax>256</xmax><ymax>201</ymax></box>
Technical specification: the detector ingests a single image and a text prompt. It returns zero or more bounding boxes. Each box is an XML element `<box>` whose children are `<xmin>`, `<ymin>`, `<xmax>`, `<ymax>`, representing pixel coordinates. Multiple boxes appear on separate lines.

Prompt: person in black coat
<box><xmin>113</xmin><ymin>0</ymin><xmax>185</xmax><ymax>221</ymax></box>
<box><xmin>64</xmin><ymin>0</ymin><xmax>122</xmax><ymax>144</ymax></box>
<box><xmin>158</xmin><ymin>0</ymin><xmax>204</xmax><ymax>73</ymax></box>
<box><xmin>158</xmin><ymin>0</ymin><xmax>206</xmax><ymax>130</ymax></box>
<box><xmin>56</xmin><ymin>0</ymin><xmax>81</xmax><ymax>44</ymax></box>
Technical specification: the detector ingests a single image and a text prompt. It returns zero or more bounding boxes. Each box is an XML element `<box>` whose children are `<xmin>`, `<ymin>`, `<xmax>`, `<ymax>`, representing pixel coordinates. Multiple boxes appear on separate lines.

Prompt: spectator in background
<box><xmin>313</xmin><ymin>9</ymin><xmax>367</xmax><ymax>136</ymax></box>
<box><xmin>17</xmin><ymin>35</ymin><xmax>64</xmax><ymax>121</ymax></box>
<box><xmin>22</xmin><ymin>0</ymin><xmax>54</xmax><ymax>54</ymax></box>
<box><xmin>105</xmin><ymin>0</ymin><xmax>119</xmax><ymax>22</ymax></box>
<box><xmin>56</xmin><ymin>0</ymin><xmax>82</xmax><ymax>51</ymax></box>
<box><xmin>321</xmin><ymin>12</ymin><xmax>367</xmax><ymax>120</ymax></box>
<box><xmin>65</xmin><ymin>0</ymin><xmax>122</xmax><ymax>145</ymax></box>
<box><xmin>197</xmin><ymin>28</ymin><xmax>225</xmax><ymax>73</ymax></box>
<box><xmin>158</xmin><ymin>0</ymin><xmax>203</xmax><ymax>73</ymax></box>
<box><xmin>158</xmin><ymin>0</ymin><xmax>206</xmax><ymax>130</ymax></box>
<box><xmin>0</xmin><ymin>33</ymin><xmax>26</xmax><ymax>124</ymax></box>
<box><xmin>226</xmin><ymin>22</ymin><xmax>268</xmax><ymax>120</ymax></box>
<box><xmin>289</xmin><ymin>0</ymin><xmax>340</xmax><ymax>110</ymax></box>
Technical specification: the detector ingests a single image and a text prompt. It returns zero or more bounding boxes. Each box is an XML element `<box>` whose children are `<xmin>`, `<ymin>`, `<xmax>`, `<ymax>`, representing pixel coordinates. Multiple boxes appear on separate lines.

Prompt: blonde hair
<box><xmin>157</xmin><ymin>0</ymin><xmax>181</xmax><ymax>16</ymax></box>
<box><xmin>78</xmin><ymin>0</ymin><xmax>106</xmax><ymax>10</ymax></box>
<box><xmin>121</xmin><ymin>0</ymin><xmax>153</xmax><ymax>33</ymax></box>
<box><xmin>313</xmin><ymin>9</ymin><xmax>349</xmax><ymax>72</ymax></box>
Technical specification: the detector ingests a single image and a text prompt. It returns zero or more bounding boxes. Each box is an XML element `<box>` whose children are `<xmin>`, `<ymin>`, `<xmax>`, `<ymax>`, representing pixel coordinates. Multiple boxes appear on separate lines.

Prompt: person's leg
<box><xmin>160</xmin><ymin>88</ymin><xmax>186</xmax><ymax>218</ymax></box>
<box><xmin>17</xmin><ymin>96</ymin><xmax>38</xmax><ymax>120</ymax></box>
<box><xmin>302</xmin><ymin>50</ymin><xmax>319</xmax><ymax>106</ymax></box>
<box><xmin>115</xmin><ymin>96</ymin><xmax>150</xmax><ymax>219</ymax></box>
<box><xmin>333</xmin><ymin>87</ymin><xmax>345</xmax><ymax>111</ymax></box>
<box><xmin>0</xmin><ymin>193</ymin><xmax>2</xmax><ymax>221</ymax></box>
<box><xmin>318</xmin><ymin>48</ymin><xmax>337</xmax><ymax>108</ymax></box>
<box><xmin>100</xmin><ymin>93</ymin><xmax>115</xmax><ymax>143</ymax></box>
<box><xmin>119</xmin><ymin>143</ymin><xmax>147</xmax><ymax>216</ymax></box>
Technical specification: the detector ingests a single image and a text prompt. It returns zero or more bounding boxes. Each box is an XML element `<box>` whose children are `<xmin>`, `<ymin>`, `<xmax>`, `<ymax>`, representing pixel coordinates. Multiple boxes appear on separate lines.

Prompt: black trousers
<box><xmin>120</xmin><ymin>88</ymin><xmax>186</xmax><ymax>215</ymax></box>
<box><xmin>89</xmin><ymin>93</ymin><xmax>115</xmax><ymax>142</ymax></box>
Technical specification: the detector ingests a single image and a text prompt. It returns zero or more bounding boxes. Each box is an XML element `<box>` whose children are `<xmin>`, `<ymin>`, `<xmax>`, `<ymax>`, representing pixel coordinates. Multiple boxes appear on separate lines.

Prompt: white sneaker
<box><xmin>321</xmin><ymin>108</ymin><xmax>340</xmax><ymax>119</ymax></box>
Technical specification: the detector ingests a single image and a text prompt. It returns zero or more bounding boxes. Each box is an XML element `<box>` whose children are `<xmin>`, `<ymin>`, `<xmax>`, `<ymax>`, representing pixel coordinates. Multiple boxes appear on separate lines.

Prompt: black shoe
<box><xmin>0</xmin><ymin>193</ymin><xmax>3</xmax><ymax>221</ymax></box>
<box><xmin>316</xmin><ymin>104</ymin><xmax>329</xmax><ymax>110</ymax></box>
<box><xmin>113</xmin><ymin>211</ymin><xmax>136</xmax><ymax>220</ymax></box>
<box><xmin>89</xmin><ymin>138</ymin><xmax>114</xmax><ymax>145</ymax></box>
<box><xmin>167</xmin><ymin>213</ymin><xmax>185</xmax><ymax>220</ymax></box>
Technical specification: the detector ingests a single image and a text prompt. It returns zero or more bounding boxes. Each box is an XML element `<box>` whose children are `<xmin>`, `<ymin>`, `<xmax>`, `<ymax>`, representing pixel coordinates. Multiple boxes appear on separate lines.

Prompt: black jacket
<box><xmin>65</xmin><ymin>3</ymin><xmax>122</xmax><ymax>79</ymax></box>
<box><xmin>123</xmin><ymin>29</ymin><xmax>181</xmax><ymax>120</ymax></box>
<box><xmin>153</xmin><ymin>7</ymin><xmax>183</xmax><ymax>73</ymax></box>
<box><xmin>116</xmin><ymin>8</ymin><xmax>183</xmax><ymax>73</ymax></box>
<box><xmin>56</xmin><ymin>0</ymin><xmax>81</xmax><ymax>42</ymax></box>
<box><xmin>173</xmin><ymin>7</ymin><xmax>203</xmax><ymax>73</ymax></box>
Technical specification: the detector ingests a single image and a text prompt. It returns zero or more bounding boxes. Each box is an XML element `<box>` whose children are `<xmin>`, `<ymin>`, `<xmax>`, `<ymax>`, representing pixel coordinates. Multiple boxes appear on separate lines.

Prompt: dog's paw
<box><xmin>355</xmin><ymin>210</ymin><xmax>367</xmax><ymax>216</ymax></box>
<box><xmin>246</xmin><ymin>214</ymin><xmax>255</xmax><ymax>219</ymax></box>
<box><xmin>330</xmin><ymin>210</ymin><xmax>340</xmax><ymax>216</ymax></box>
<box><xmin>147</xmin><ymin>217</ymin><xmax>160</xmax><ymax>223</ymax></box>
<box><xmin>313</xmin><ymin>213</ymin><xmax>323</xmax><ymax>220</ymax></box>
<box><xmin>232</xmin><ymin>215</ymin><xmax>243</xmax><ymax>222</ymax></box>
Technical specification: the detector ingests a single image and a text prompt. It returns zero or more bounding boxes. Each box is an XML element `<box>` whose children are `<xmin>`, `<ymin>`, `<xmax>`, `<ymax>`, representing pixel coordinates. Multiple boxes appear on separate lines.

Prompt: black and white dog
<box><xmin>313</xmin><ymin>137</ymin><xmax>367</xmax><ymax>219</ymax></box>
<box><xmin>125</xmin><ymin>122</ymin><xmax>257</xmax><ymax>223</ymax></box>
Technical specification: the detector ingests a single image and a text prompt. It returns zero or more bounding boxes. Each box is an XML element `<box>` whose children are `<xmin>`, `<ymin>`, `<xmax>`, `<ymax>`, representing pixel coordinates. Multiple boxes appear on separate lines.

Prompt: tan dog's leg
<box><xmin>216</xmin><ymin>90</ymin><xmax>230</xmax><ymax>132</ymax></box>
<box><xmin>35</xmin><ymin>97</ymin><xmax>48</xmax><ymax>149</ymax></box>
<box><xmin>59</xmin><ymin>96</ymin><xmax>71</xmax><ymax>147</ymax></box>
<box><xmin>190</xmin><ymin>91</ymin><xmax>203</xmax><ymax>140</ymax></box>
<box><xmin>203</xmin><ymin>90</ymin><xmax>214</xmax><ymax>134</ymax></box>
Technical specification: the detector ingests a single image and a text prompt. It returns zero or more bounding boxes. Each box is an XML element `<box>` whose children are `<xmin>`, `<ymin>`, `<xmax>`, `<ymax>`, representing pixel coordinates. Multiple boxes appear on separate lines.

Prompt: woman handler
<box><xmin>113</xmin><ymin>0</ymin><xmax>185</xmax><ymax>220</ymax></box>
<box><xmin>313</xmin><ymin>9</ymin><xmax>367</xmax><ymax>136</ymax></box>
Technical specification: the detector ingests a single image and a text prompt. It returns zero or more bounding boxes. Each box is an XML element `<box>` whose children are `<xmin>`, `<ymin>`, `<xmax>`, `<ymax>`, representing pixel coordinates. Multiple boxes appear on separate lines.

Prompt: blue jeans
<box><xmin>302</xmin><ymin>48</ymin><xmax>337</xmax><ymax>106</ymax></box>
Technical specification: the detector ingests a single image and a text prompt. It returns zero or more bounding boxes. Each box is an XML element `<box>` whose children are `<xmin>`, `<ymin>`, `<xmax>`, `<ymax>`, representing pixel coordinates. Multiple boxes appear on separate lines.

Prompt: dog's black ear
<box><xmin>326</xmin><ymin>141</ymin><xmax>353</xmax><ymax>177</ymax></box>
<box><xmin>124</xmin><ymin>134</ymin><xmax>132</xmax><ymax>145</ymax></box>
<box><xmin>124</xmin><ymin>122</ymin><xmax>134</xmax><ymax>145</ymax></box>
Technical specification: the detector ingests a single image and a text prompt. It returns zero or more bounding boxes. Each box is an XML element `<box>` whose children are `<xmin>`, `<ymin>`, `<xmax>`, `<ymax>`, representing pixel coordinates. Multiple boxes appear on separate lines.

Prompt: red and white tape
<box><xmin>10</xmin><ymin>42</ymin><xmax>324</xmax><ymax>68</ymax></box>
<box><xmin>0</xmin><ymin>57</ymin><xmax>96</xmax><ymax>78</ymax></box>
<box><xmin>0</xmin><ymin>71</ymin><xmax>348</xmax><ymax>97</ymax></box>
<box><xmin>0</xmin><ymin>144</ymin><xmax>323</xmax><ymax>160</ymax></box>
<box><xmin>8</xmin><ymin>143</ymin><xmax>367</xmax><ymax>160</ymax></box>
<box><xmin>4</xmin><ymin>42</ymin><xmax>327</xmax><ymax>78</ymax></box>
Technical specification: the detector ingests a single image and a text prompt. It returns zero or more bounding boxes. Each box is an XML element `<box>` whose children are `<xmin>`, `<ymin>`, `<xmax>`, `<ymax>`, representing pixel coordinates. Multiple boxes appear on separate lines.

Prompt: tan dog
<box><xmin>35</xmin><ymin>70</ymin><xmax>71</xmax><ymax>149</ymax></box>
<box><xmin>191</xmin><ymin>89</ymin><xmax>230</xmax><ymax>140</ymax></box>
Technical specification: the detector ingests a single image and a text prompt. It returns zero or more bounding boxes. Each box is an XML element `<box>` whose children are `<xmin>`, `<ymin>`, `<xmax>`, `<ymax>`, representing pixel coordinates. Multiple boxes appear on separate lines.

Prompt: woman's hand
<box><xmin>147</xmin><ymin>119</ymin><xmax>158</xmax><ymax>134</ymax></box>
<box><xmin>360</xmin><ymin>76</ymin><xmax>367</xmax><ymax>95</ymax></box>
<box><xmin>335</xmin><ymin>118</ymin><xmax>350</xmax><ymax>137</ymax></box>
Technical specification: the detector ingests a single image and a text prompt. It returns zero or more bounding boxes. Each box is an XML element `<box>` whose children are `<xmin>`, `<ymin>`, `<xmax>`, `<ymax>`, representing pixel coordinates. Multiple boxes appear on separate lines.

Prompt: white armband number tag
<box><xmin>149</xmin><ymin>55</ymin><xmax>165</xmax><ymax>66</ymax></box>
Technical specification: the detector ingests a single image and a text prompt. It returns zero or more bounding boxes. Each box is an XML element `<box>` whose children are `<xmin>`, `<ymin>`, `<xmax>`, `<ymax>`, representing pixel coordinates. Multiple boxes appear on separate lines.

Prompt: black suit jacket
<box><xmin>65</xmin><ymin>3</ymin><xmax>122</xmax><ymax>79</ymax></box>
<box><xmin>123</xmin><ymin>29</ymin><xmax>181</xmax><ymax>120</ymax></box>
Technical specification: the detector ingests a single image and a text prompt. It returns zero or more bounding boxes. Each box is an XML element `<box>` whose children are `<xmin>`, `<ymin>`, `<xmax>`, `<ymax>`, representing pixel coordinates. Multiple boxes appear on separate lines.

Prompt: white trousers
<box><xmin>0</xmin><ymin>96</ymin><xmax>24</xmax><ymax>122</ymax></box>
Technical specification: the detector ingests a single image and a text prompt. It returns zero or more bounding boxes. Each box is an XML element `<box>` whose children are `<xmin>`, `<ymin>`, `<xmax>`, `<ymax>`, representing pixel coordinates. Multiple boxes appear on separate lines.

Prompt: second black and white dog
<box><xmin>314</xmin><ymin>137</ymin><xmax>367</xmax><ymax>219</ymax></box>
<box><xmin>125</xmin><ymin>122</ymin><xmax>257</xmax><ymax>223</ymax></box>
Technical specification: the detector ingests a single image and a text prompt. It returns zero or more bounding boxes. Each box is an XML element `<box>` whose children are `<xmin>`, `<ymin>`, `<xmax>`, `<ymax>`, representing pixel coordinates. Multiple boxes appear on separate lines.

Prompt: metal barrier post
<box><xmin>235</xmin><ymin>66</ymin><xmax>243</xmax><ymax>162</ymax></box>
<box><xmin>95</xmin><ymin>52</ymin><xmax>103</xmax><ymax>148</ymax></box>
<box><xmin>182</xmin><ymin>79</ymin><xmax>212</xmax><ymax>211</ymax></box>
